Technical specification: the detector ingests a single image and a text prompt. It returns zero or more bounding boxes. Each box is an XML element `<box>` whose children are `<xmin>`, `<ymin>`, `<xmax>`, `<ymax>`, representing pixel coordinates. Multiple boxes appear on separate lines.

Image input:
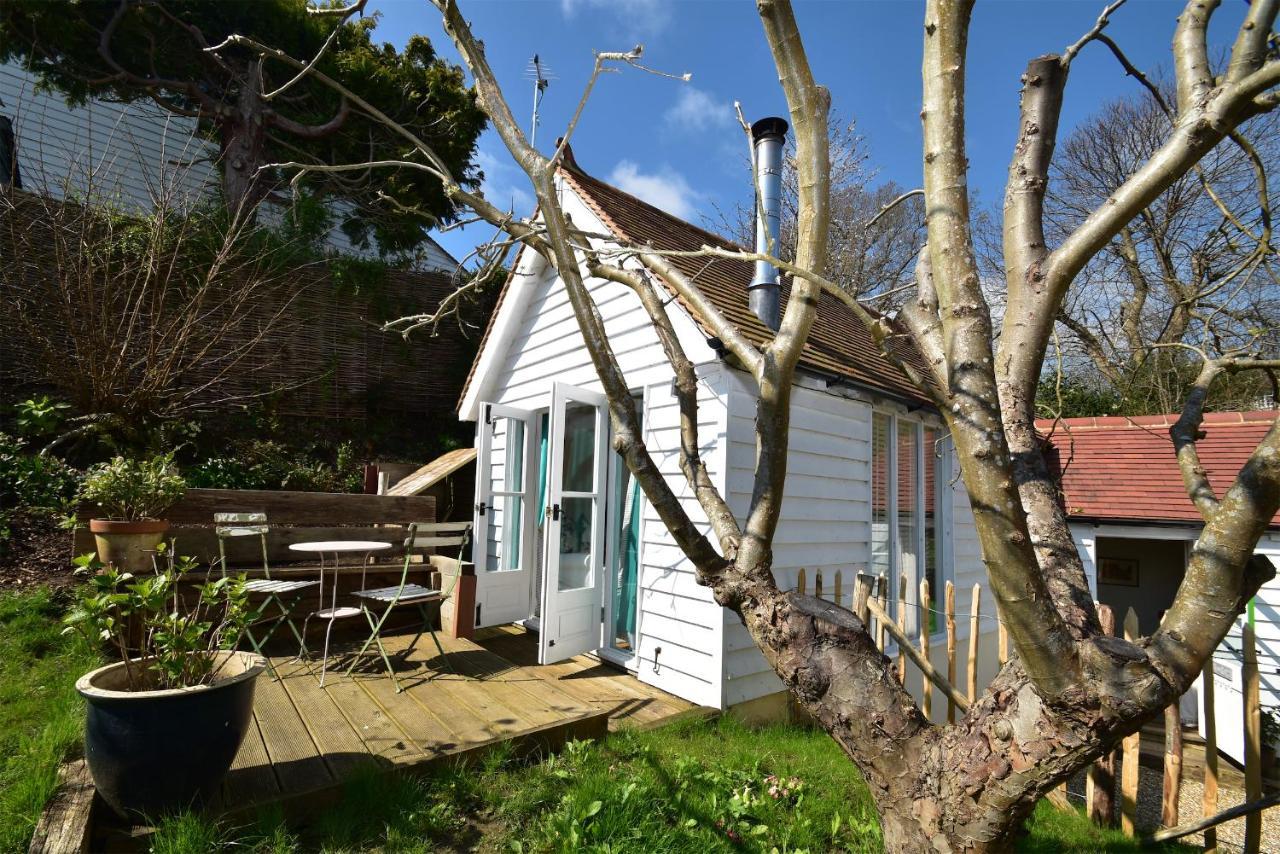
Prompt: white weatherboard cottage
<box><xmin>461</xmin><ymin>122</ymin><xmax>1000</xmax><ymax>716</ymax></box>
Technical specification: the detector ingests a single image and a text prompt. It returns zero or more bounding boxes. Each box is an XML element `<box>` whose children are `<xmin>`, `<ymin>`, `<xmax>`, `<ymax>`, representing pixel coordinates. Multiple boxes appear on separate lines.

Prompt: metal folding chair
<box><xmin>214</xmin><ymin>512</ymin><xmax>319</xmax><ymax>676</ymax></box>
<box><xmin>344</xmin><ymin>521</ymin><xmax>471</xmax><ymax>692</ymax></box>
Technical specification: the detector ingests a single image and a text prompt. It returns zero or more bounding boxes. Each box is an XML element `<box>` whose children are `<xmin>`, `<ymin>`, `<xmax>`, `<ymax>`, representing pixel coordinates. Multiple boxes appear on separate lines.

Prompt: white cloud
<box><xmin>560</xmin><ymin>0</ymin><xmax>671</xmax><ymax>36</ymax></box>
<box><xmin>608</xmin><ymin>160</ymin><xmax>702</xmax><ymax>221</ymax></box>
<box><xmin>476</xmin><ymin>148</ymin><xmax>534</xmax><ymax>215</ymax></box>
<box><xmin>663</xmin><ymin>87</ymin><xmax>734</xmax><ymax>134</ymax></box>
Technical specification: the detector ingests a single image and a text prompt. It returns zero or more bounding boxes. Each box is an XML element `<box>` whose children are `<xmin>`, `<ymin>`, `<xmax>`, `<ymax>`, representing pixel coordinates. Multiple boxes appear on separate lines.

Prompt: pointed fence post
<box><xmin>1120</xmin><ymin>607</ymin><xmax>1141</xmax><ymax>837</ymax></box>
<box><xmin>1202</xmin><ymin>645</ymin><xmax>1218</xmax><ymax>853</ymax></box>
<box><xmin>815</xmin><ymin>569</ymin><xmax>824</xmax><ymax>601</ymax></box>
<box><xmin>967</xmin><ymin>583</ymin><xmax>980</xmax><ymax>705</ymax></box>
<box><xmin>1244</xmin><ymin>622</ymin><xmax>1262</xmax><ymax>853</ymax></box>
<box><xmin>875</xmin><ymin>574</ymin><xmax>888</xmax><ymax>653</ymax></box>
<box><xmin>853</xmin><ymin>573</ymin><xmax>873</xmax><ymax>626</ymax></box>
<box><xmin>796</xmin><ymin>568</ymin><xmax>806</xmax><ymax>596</ymax></box>
<box><xmin>897</xmin><ymin>573</ymin><xmax>908</xmax><ymax>685</ymax></box>
<box><xmin>1087</xmin><ymin>604</ymin><xmax>1117</xmax><ymax>827</ymax></box>
<box><xmin>920</xmin><ymin>580</ymin><xmax>932</xmax><ymax>721</ymax></box>
<box><xmin>945</xmin><ymin>580</ymin><xmax>957</xmax><ymax>724</ymax></box>
<box><xmin>1162</xmin><ymin>610</ymin><xmax>1183</xmax><ymax>830</ymax></box>
<box><xmin>833</xmin><ymin>570</ymin><xmax>843</xmax><ymax>610</ymax></box>
<box><xmin>998</xmin><ymin>616</ymin><xmax>1008</xmax><ymax>667</ymax></box>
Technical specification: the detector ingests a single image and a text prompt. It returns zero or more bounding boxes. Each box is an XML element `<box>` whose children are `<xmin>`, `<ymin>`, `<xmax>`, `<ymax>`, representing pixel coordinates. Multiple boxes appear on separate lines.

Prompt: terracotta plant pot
<box><xmin>89</xmin><ymin>518</ymin><xmax>169</xmax><ymax>573</ymax></box>
<box><xmin>76</xmin><ymin>650</ymin><xmax>265</xmax><ymax>818</ymax></box>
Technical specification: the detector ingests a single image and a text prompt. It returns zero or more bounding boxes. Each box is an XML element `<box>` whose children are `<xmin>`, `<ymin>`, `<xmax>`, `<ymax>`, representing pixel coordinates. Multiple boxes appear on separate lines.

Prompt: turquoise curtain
<box><xmin>612</xmin><ymin>474</ymin><xmax>640</xmax><ymax>650</ymax></box>
<box><xmin>536</xmin><ymin>413</ymin><xmax>549</xmax><ymax>527</ymax></box>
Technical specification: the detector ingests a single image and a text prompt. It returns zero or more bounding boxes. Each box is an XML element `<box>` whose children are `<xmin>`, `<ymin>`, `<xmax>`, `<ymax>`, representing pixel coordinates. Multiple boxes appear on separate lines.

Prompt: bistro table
<box><xmin>290</xmin><ymin>540</ymin><xmax>393</xmax><ymax>685</ymax></box>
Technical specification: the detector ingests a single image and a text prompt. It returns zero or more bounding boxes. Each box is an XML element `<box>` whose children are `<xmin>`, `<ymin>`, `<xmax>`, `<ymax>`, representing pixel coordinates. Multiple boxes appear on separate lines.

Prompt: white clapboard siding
<box><xmin>469</xmin><ymin>183</ymin><xmax>726</xmax><ymax>708</ymax></box>
<box><xmin>0</xmin><ymin>62</ymin><xmax>456</xmax><ymax>270</ymax></box>
<box><xmin>720</xmin><ymin>373</ymin><xmax>875</xmax><ymax>705</ymax></box>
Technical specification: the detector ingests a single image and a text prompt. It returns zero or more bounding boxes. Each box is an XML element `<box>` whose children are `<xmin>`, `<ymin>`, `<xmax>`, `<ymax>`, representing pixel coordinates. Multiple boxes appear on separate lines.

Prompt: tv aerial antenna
<box><xmin>525</xmin><ymin>54</ymin><xmax>554</xmax><ymax>147</ymax></box>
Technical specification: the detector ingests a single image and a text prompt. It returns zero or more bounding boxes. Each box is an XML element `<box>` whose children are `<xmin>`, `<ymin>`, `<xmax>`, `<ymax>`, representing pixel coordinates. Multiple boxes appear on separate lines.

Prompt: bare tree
<box><xmin>711</xmin><ymin>114</ymin><xmax>925</xmax><ymax>308</ymax></box>
<box><xmin>236</xmin><ymin>0</ymin><xmax>1280</xmax><ymax>849</ymax></box>
<box><xmin>0</xmin><ymin>176</ymin><xmax>306</xmax><ymax>450</ymax></box>
<box><xmin>1044</xmin><ymin>84</ymin><xmax>1280</xmax><ymax>412</ymax></box>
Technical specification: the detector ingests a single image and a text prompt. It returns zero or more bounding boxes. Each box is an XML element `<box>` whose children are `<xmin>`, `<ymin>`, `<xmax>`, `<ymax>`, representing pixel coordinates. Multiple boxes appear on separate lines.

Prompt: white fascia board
<box><xmin>457</xmin><ymin>242</ymin><xmax>548</xmax><ymax>422</ymax></box>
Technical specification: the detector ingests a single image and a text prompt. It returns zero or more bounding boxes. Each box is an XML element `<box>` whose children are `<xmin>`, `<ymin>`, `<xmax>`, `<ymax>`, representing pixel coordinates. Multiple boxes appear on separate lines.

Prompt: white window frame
<box><xmin>872</xmin><ymin>410</ymin><xmax>954</xmax><ymax>641</ymax></box>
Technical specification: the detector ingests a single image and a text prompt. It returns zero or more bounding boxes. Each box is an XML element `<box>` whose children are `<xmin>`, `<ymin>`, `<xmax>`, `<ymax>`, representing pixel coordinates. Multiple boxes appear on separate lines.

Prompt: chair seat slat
<box><xmin>353</xmin><ymin>583</ymin><xmax>441</xmax><ymax>603</ymax></box>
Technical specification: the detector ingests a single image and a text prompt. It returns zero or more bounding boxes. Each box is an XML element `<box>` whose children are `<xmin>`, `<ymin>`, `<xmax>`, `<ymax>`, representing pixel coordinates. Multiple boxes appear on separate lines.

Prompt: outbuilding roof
<box><xmin>1036</xmin><ymin>411</ymin><xmax>1279</xmax><ymax>527</ymax></box>
<box><xmin>458</xmin><ymin>151</ymin><xmax>932</xmax><ymax>412</ymax></box>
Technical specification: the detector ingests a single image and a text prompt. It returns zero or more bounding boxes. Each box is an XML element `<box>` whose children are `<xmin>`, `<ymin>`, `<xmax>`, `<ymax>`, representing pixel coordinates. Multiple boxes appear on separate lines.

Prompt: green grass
<box><xmin>0</xmin><ymin>588</ymin><xmax>100</xmax><ymax>853</ymax></box>
<box><xmin>0</xmin><ymin>587</ymin><xmax>1198</xmax><ymax>853</ymax></box>
<box><xmin>149</xmin><ymin>715</ymin><xmax>1198</xmax><ymax>853</ymax></box>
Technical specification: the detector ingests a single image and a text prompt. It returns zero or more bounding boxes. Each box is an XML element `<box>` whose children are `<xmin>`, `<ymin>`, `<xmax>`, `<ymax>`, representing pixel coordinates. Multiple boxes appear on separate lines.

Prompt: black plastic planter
<box><xmin>76</xmin><ymin>651</ymin><xmax>265</xmax><ymax>819</ymax></box>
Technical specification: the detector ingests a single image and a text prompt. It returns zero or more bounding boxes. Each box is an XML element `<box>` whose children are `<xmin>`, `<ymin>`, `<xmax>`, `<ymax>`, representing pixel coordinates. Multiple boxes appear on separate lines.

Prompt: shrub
<box><xmin>79</xmin><ymin>454</ymin><xmax>186</xmax><ymax>521</ymax></box>
<box><xmin>0</xmin><ymin>433</ymin><xmax>80</xmax><ymax>513</ymax></box>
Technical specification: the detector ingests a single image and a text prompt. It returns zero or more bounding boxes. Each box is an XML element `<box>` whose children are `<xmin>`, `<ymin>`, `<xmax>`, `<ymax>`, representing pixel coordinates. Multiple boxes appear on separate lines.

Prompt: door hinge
<box><xmin>483</xmin><ymin>403</ymin><xmax>492</xmax><ymax>425</ymax></box>
<box><xmin>548</xmin><ymin>638</ymin><xmax>555</xmax><ymax>647</ymax></box>
<box><xmin>550</xmin><ymin>503</ymin><xmax>561</xmax><ymax>521</ymax></box>
<box><xmin>600</xmin><ymin>606</ymin><xmax>606</xmax><ymax>623</ymax></box>
<box><xmin>475</xmin><ymin>603</ymin><xmax>482</xmax><ymax>626</ymax></box>
<box><xmin>476</xmin><ymin>501</ymin><xmax>487</xmax><ymax>517</ymax></box>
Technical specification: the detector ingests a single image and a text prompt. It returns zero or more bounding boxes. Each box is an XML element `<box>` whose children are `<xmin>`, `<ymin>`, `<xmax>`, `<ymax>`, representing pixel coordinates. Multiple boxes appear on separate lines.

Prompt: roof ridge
<box><xmin>1035</xmin><ymin>410</ymin><xmax>1277</xmax><ymax>431</ymax></box>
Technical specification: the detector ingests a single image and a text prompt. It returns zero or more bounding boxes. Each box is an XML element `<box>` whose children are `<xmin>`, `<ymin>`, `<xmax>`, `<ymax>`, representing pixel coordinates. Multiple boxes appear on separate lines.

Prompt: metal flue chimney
<box><xmin>748</xmin><ymin>116</ymin><xmax>788</xmax><ymax>331</ymax></box>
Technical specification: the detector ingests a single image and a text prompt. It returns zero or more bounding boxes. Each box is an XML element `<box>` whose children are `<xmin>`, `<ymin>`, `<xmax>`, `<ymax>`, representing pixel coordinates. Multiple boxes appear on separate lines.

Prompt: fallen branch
<box><xmin>867</xmin><ymin>598</ymin><xmax>970</xmax><ymax>713</ymax></box>
<box><xmin>1145</xmin><ymin>790</ymin><xmax>1280</xmax><ymax>843</ymax></box>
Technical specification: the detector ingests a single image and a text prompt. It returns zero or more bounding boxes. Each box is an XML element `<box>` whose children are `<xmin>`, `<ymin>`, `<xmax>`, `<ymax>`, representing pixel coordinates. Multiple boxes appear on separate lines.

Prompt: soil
<box><xmin>0</xmin><ymin>509</ymin><xmax>78</xmax><ymax>592</ymax></box>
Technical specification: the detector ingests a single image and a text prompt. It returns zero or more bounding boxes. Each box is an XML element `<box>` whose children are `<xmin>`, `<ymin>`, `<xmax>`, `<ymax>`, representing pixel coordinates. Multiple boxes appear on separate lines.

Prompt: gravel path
<box><xmin>1065</xmin><ymin>765</ymin><xmax>1278</xmax><ymax>852</ymax></box>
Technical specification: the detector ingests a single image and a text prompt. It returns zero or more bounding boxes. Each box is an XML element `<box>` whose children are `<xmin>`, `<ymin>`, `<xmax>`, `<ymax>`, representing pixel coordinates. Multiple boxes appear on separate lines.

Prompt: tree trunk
<box><xmin>218</xmin><ymin>62</ymin><xmax>271</xmax><ymax>217</ymax></box>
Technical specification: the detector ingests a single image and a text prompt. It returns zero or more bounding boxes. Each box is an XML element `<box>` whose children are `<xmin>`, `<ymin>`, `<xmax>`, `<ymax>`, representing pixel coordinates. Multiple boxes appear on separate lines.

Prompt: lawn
<box><xmin>0</xmin><ymin>588</ymin><xmax>100</xmax><ymax>852</ymax></box>
<box><xmin>1</xmin><ymin>586</ymin><xmax>1193</xmax><ymax>853</ymax></box>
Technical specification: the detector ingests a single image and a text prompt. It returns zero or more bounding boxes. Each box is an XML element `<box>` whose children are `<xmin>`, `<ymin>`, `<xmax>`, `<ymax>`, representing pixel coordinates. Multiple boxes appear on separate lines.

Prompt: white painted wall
<box><xmin>717</xmin><ymin>369</ymin><xmax>997</xmax><ymax>718</ymax></box>
<box><xmin>0</xmin><ymin>62</ymin><xmax>456</xmax><ymax>270</ymax></box>
<box><xmin>463</xmin><ymin>182</ymin><xmax>727</xmax><ymax>708</ymax></box>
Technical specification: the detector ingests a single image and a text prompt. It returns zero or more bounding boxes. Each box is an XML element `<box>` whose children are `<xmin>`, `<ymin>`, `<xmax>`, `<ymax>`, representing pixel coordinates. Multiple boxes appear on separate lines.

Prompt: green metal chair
<box><xmin>215</xmin><ymin>512</ymin><xmax>319</xmax><ymax>676</ymax></box>
<box><xmin>344</xmin><ymin>521</ymin><xmax>471</xmax><ymax>692</ymax></box>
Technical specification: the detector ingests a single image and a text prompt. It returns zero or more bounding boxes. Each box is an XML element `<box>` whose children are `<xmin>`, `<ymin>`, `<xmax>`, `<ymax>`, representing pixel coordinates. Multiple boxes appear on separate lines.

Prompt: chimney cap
<box><xmin>750</xmin><ymin>117</ymin><xmax>789</xmax><ymax>143</ymax></box>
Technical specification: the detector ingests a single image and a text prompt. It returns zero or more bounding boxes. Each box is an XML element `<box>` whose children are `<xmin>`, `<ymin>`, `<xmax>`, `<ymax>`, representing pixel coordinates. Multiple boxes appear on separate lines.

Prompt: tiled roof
<box><xmin>561</xmin><ymin>165</ymin><xmax>933</xmax><ymax>407</ymax></box>
<box><xmin>457</xmin><ymin>153</ymin><xmax>934</xmax><ymax>412</ymax></box>
<box><xmin>1035</xmin><ymin>411</ymin><xmax>1279</xmax><ymax>527</ymax></box>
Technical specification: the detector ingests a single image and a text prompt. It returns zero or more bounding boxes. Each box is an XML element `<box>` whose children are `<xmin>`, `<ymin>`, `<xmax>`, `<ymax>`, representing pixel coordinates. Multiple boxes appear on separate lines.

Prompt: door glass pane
<box><xmin>898</xmin><ymin>421</ymin><xmax>921</xmax><ymax>633</ymax></box>
<box><xmin>485</xmin><ymin>415</ymin><xmax>526</xmax><ymax>574</ymax></box>
<box><xmin>562</xmin><ymin>402</ymin><xmax>597</xmax><ymax>492</ymax></box>
<box><xmin>557</xmin><ymin>496</ymin><xmax>595</xmax><ymax>590</ymax></box>
<box><xmin>871</xmin><ymin>413</ymin><xmax>891</xmax><ymax>586</ymax></box>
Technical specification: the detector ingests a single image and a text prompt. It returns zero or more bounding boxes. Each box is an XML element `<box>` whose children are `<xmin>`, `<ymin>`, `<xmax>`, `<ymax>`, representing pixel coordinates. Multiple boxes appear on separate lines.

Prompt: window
<box><xmin>871</xmin><ymin>412</ymin><xmax>952</xmax><ymax>636</ymax></box>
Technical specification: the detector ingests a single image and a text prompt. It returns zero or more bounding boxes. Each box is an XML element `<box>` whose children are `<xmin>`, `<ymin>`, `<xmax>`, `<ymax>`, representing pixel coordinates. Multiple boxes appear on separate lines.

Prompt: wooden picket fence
<box><xmin>795</xmin><ymin>570</ymin><xmax>1274</xmax><ymax>850</ymax></box>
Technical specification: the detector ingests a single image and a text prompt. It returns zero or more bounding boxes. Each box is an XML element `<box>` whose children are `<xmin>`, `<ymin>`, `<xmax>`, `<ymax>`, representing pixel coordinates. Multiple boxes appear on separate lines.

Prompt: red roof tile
<box><xmin>1034</xmin><ymin>411</ymin><xmax>1279</xmax><ymax>527</ymax></box>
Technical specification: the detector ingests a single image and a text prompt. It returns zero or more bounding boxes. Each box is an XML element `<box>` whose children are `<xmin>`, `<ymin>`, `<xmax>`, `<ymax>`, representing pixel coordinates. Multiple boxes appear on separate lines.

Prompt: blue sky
<box><xmin>365</xmin><ymin>0</ymin><xmax>1247</xmax><ymax>263</ymax></box>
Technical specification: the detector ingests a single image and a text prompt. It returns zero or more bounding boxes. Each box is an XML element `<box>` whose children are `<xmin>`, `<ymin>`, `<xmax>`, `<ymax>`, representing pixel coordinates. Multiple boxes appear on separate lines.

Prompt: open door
<box><xmin>472</xmin><ymin>403</ymin><xmax>535</xmax><ymax>628</ymax></box>
<box><xmin>540</xmin><ymin>382</ymin><xmax>608</xmax><ymax>664</ymax></box>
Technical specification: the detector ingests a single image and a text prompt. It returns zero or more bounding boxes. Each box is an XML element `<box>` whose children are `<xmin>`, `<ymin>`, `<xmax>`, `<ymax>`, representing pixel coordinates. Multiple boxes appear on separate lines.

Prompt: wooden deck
<box><xmin>217</xmin><ymin>625</ymin><xmax>702</xmax><ymax>818</ymax></box>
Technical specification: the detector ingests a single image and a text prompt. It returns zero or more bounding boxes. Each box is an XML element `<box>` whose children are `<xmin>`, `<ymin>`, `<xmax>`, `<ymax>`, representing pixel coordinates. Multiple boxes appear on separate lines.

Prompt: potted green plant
<box><xmin>64</xmin><ymin>548</ymin><xmax>263</xmax><ymax>818</ymax></box>
<box><xmin>79</xmin><ymin>454</ymin><xmax>185</xmax><ymax>573</ymax></box>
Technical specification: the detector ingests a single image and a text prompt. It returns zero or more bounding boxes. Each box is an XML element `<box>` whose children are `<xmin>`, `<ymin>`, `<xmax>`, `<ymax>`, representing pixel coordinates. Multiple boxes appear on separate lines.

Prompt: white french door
<box><xmin>539</xmin><ymin>382</ymin><xmax>608</xmax><ymax>664</ymax></box>
<box><xmin>472</xmin><ymin>403</ymin><xmax>536</xmax><ymax>628</ymax></box>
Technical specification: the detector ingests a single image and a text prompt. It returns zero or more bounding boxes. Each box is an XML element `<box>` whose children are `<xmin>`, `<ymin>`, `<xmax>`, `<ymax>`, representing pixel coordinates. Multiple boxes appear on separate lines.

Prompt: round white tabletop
<box><xmin>288</xmin><ymin>540</ymin><xmax>393</xmax><ymax>553</ymax></box>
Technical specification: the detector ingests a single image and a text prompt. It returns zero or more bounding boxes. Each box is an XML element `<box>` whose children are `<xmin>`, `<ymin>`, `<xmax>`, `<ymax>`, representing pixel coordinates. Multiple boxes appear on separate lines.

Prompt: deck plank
<box><xmin>222</xmin><ymin>715</ymin><xmax>281</xmax><ymax>810</ymax></box>
<box><xmin>274</xmin><ymin>658</ymin><xmax>380</xmax><ymax>779</ymax></box>
<box><xmin>253</xmin><ymin>672</ymin><xmax>333</xmax><ymax>797</ymax></box>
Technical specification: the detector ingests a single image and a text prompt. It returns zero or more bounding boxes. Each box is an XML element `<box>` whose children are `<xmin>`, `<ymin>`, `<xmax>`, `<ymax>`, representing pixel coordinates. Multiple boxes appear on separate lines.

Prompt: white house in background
<box><xmin>459</xmin><ymin>121</ymin><xmax>1000</xmax><ymax>718</ymax></box>
<box><xmin>0</xmin><ymin>61</ymin><xmax>457</xmax><ymax>270</ymax></box>
<box><xmin>1039</xmin><ymin>412</ymin><xmax>1280</xmax><ymax>761</ymax></box>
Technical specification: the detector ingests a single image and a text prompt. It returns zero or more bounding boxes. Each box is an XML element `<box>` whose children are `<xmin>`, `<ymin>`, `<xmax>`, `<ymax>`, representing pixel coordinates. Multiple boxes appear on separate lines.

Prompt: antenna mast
<box><xmin>526</xmin><ymin>55</ymin><xmax>553</xmax><ymax>147</ymax></box>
